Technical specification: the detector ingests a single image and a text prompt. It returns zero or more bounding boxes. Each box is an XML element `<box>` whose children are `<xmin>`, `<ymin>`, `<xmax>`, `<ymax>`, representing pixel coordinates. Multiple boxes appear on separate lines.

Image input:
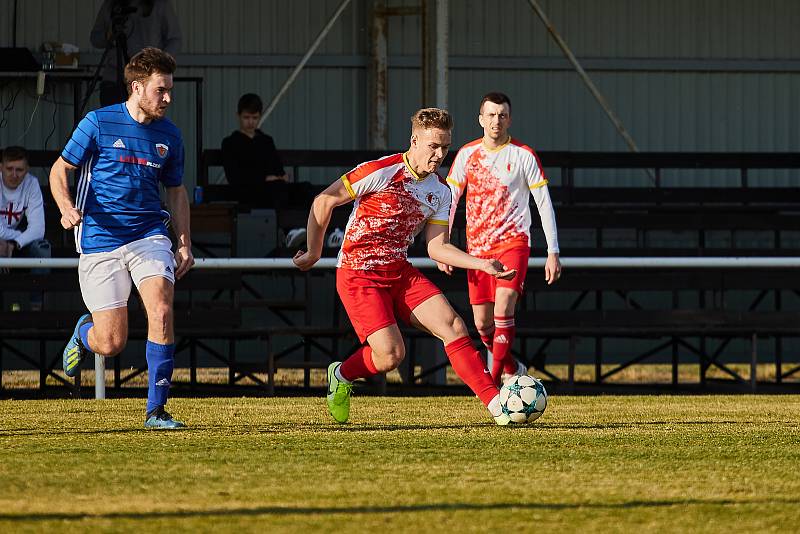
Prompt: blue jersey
<box><xmin>61</xmin><ymin>103</ymin><xmax>184</xmax><ymax>253</ymax></box>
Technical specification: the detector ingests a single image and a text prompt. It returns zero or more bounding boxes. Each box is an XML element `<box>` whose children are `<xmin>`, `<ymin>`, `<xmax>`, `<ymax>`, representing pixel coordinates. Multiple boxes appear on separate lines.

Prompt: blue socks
<box><xmin>79</xmin><ymin>320</ymin><xmax>94</xmax><ymax>352</ymax></box>
<box><xmin>146</xmin><ymin>340</ymin><xmax>175</xmax><ymax>415</ymax></box>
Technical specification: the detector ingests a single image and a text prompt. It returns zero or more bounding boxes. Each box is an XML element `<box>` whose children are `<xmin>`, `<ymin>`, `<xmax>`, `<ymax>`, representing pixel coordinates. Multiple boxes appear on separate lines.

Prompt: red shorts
<box><xmin>336</xmin><ymin>262</ymin><xmax>442</xmax><ymax>342</ymax></box>
<box><xmin>467</xmin><ymin>246</ymin><xmax>530</xmax><ymax>305</ymax></box>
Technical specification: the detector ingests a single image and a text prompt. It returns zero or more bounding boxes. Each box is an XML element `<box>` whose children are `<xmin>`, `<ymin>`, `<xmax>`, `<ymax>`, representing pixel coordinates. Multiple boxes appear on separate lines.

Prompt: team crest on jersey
<box><xmin>424</xmin><ymin>191</ymin><xmax>441</xmax><ymax>211</ymax></box>
<box><xmin>155</xmin><ymin>143</ymin><xmax>169</xmax><ymax>158</ymax></box>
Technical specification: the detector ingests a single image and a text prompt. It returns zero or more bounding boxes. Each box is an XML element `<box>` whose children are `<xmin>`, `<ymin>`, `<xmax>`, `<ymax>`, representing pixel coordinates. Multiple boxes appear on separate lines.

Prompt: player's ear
<box><xmin>410</xmin><ymin>134</ymin><xmax>417</xmax><ymax>147</ymax></box>
<box><xmin>478</xmin><ymin>113</ymin><xmax>485</xmax><ymax>128</ymax></box>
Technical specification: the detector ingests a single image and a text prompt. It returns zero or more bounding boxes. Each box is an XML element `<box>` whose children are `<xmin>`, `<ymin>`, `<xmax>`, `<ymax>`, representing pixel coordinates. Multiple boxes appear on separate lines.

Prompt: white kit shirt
<box><xmin>0</xmin><ymin>172</ymin><xmax>46</xmax><ymax>247</ymax></box>
<box><xmin>447</xmin><ymin>137</ymin><xmax>559</xmax><ymax>257</ymax></box>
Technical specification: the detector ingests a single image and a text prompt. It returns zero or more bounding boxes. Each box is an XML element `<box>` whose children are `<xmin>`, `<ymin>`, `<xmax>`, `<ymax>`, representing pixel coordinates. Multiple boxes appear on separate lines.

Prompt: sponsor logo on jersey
<box><xmin>156</xmin><ymin>143</ymin><xmax>169</xmax><ymax>158</ymax></box>
<box><xmin>118</xmin><ymin>155</ymin><xmax>162</xmax><ymax>169</ymax></box>
<box><xmin>113</xmin><ymin>138</ymin><xmax>126</xmax><ymax>149</ymax></box>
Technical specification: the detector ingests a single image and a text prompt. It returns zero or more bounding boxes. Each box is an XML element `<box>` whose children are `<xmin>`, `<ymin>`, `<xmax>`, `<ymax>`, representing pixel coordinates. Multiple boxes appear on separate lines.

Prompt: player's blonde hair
<box><xmin>410</xmin><ymin>108</ymin><xmax>453</xmax><ymax>132</ymax></box>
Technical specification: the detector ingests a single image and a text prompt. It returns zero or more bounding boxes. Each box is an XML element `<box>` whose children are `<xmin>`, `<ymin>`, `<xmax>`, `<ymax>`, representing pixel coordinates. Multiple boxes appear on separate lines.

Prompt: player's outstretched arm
<box><xmin>165</xmin><ymin>185</ymin><xmax>194</xmax><ymax>279</ymax></box>
<box><xmin>49</xmin><ymin>157</ymin><xmax>82</xmax><ymax>230</ymax></box>
<box><xmin>293</xmin><ymin>179</ymin><xmax>352</xmax><ymax>271</ymax></box>
<box><xmin>425</xmin><ymin>224</ymin><xmax>516</xmax><ymax>280</ymax></box>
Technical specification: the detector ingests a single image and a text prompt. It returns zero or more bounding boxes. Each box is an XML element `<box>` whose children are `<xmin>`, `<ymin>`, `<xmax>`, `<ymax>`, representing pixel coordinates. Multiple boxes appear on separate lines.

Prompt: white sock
<box><xmin>487</xmin><ymin>394</ymin><xmax>502</xmax><ymax>417</ymax></box>
<box><xmin>334</xmin><ymin>365</ymin><xmax>352</xmax><ymax>384</ymax></box>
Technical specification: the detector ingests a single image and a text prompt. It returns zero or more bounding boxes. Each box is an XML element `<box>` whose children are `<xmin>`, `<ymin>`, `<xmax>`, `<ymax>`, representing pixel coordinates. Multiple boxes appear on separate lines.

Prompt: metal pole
<box><xmin>258</xmin><ymin>0</ymin><xmax>353</xmax><ymax>126</ymax></box>
<box><xmin>370</xmin><ymin>0</ymin><xmax>388</xmax><ymax>149</ymax></box>
<box><xmin>95</xmin><ymin>353</ymin><xmax>105</xmax><ymax>400</ymax></box>
<box><xmin>525</xmin><ymin>0</ymin><xmax>654</xmax><ymax>182</ymax></box>
<box><xmin>435</xmin><ymin>0</ymin><xmax>448</xmax><ymax>110</ymax></box>
<box><xmin>4</xmin><ymin>257</ymin><xmax>800</xmax><ymax>270</ymax></box>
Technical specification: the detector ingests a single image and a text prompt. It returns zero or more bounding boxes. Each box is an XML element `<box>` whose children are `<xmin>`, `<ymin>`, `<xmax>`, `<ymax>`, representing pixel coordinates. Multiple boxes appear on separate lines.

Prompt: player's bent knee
<box><xmin>474</xmin><ymin>316</ymin><xmax>495</xmax><ymax>334</ymax></box>
<box><xmin>93</xmin><ymin>334</ymin><xmax>127</xmax><ymax>356</ymax></box>
<box><xmin>372</xmin><ymin>345</ymin><xmax>405</xmax><ymax>372</ymax></box>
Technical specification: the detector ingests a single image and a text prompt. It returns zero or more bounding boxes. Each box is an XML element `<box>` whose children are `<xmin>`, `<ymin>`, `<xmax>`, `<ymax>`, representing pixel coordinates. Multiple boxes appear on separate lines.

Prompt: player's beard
<box><xmin>139</xmin><ymin>94</ymin><xmax>168</xmax><ymax>121</ymax></box>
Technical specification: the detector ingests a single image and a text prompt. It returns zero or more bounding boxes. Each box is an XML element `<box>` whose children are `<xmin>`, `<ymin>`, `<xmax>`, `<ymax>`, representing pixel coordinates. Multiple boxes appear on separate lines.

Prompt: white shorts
<box><xmin>78</xmin><ymin>235</ymin><xmax>176</xmax><ymax>313</ymax></box>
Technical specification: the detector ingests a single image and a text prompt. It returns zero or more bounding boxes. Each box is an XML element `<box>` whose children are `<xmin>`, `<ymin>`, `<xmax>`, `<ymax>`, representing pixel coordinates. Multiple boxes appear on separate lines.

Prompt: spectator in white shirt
<box><xmin>1</xmin><ymin>146</ymin><xmax>51</xmax><ymax>264</ymax></box>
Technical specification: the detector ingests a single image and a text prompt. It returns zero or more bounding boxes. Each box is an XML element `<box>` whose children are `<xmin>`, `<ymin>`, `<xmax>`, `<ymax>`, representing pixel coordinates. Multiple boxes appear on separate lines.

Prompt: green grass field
<box><xmin>2</xmin><ymin>395</ymin><xmax>800</xmax><ymax>533</ymax></box>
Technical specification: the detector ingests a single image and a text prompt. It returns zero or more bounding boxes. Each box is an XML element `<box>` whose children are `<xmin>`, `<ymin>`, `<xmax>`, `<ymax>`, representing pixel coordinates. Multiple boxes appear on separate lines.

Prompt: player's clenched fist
<box><xmin>293</xmin><ymin>249</ymin><xmax>319</xmax><ymax>271</ymax></box>
<box><xmin>60</xmin><ymin>207</ymin><xmax>82</xmax><ymax>229</ymax></box>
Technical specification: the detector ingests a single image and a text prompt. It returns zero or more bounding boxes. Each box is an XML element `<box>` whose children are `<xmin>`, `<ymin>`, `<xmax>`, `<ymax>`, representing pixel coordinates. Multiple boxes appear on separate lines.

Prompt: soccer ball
<box><xmin>500</xmin><ymin>374</ymin><xmax>547</xmax><ymax>423</ymax></box>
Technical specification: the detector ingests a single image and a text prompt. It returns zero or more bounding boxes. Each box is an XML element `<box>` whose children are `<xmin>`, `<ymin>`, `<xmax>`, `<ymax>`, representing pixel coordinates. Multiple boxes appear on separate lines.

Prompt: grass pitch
<box><xmin>2</xmin><ymin>395</ymin><xmax>800</xmax><ymax>533</ymax></box>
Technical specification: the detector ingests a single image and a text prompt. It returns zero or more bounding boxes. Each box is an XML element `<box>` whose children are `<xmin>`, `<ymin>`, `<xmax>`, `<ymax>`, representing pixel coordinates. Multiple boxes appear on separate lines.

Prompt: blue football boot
<box><xmin>144</xmin><ymin>407</ymin><xmax>186</xmax><ymax>430</ymax></box>
<box><xmin>63</xmin><ymin>313</ymin><xmax>92</xmax><ymax>378</ymax></box>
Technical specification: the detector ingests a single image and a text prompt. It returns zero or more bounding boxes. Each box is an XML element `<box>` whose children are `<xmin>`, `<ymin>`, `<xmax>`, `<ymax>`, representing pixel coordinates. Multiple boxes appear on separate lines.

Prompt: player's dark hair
<box><xmin>479</xmin><ymin>92</ymin><xmax>512</xmax><ymax>114</ymax></box>
<box><xmin>411</xmin><ymin>108</ymin><xmax>453</xmax><ymax>131</ymax></box>
<box><xmin>238</xmin><ymin>93</ymin><xmax>263</xmax><ymax>115</ymax></box>
<box><xmin>124</xmin><ymin>47</ymin><xmax>177</xmax><ymax>96</ymax></box>
<box><xmin>1</xmin><ymin>145</ymin><xmax>28</xmax><ymax>164</ymax></box>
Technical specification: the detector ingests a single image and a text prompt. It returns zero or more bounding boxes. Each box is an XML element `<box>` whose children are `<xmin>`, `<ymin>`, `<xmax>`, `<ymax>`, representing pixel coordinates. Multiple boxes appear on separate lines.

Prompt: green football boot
<box><xmin>326</xmin><ymin>361</ymin><xmax>353</xmax><ymax>423</ymax></box>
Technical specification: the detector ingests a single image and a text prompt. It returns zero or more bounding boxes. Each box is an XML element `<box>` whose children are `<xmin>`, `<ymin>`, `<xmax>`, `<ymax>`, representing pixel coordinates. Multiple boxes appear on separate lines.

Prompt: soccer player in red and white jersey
<box><xmin>293</xmin><ymin>108</ymin><xmax>518</xmax><ymax>425</ymax></box>
<box><xmin>445</xmin><ymin>92</ymin><xmax>561</xmax><ymax>386</ymax></box>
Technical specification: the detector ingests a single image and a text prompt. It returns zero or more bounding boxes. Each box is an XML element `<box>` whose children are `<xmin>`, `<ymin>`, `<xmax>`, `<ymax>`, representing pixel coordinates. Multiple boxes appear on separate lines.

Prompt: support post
<box><xmin>750</xmin><ymin>333</ymin><xmax>758</xmax><ymax>392</ymax></box>
<box><xmin>568</xmin><ymin>336</ymin><xmax>576</xmax><ymax>393</ymax></box>
<box><xmin>94</xmin><ymin>353</ymin><xmax>105</xmax><ymax>400</ymax></box>
<box><xmin>369</xmin><ymin>0</ymin><xmax>388</xmax><ymax>149</ymax></box>
<box><xmin>435</xmin><ymin>0</ymin><xmax>448</xmax><ymax>110</ymax></box>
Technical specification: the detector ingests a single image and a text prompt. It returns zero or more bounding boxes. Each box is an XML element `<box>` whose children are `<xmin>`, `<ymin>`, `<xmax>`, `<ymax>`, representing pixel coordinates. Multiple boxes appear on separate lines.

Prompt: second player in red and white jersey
<box><xmin>444</xmin><ymin>92</ymin><xmax>561</xmax><ymax>387</ymax></box>
<box><xmin>338</xmin><ymin>152</ymin><xmax>451</xmax><ymax>270</ymax></box>
<box><xmin>446</xmin><ymin>136</ymin><xmax>558</xmax><ymax>257</ymax></box>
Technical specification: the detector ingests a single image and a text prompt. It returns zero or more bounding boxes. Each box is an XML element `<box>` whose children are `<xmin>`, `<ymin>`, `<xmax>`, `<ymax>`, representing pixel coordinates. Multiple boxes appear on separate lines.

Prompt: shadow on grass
<box><xmin>542</xmin><ymin>420</ymin><xmax>800</xmax><ymax>430</ymax></box>
<box><xmin>1</xmin><ymin>423</ymin><xmax>482</xmax><ymax>436</ymax></box>
<box><xmin>5</xmin><ymin>419</ymin><xmax>797</xmax><ymax>437</ymax></box>
<box><xmin>2</xmin><ymin>499</ymin><xmax>800</xmax><ymax>522</ymax></box>
<box><xmin>0</xmin><ymin>428</ymin><xmax>155</xmax><ymax>437</ymax></box>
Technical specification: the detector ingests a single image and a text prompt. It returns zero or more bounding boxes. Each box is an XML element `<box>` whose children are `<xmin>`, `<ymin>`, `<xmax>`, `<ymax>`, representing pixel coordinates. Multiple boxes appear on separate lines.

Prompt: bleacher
<box><xmin>2</xmin><ymin>149</ymin><xmax>799</xmax><ymax>392</ymax></box>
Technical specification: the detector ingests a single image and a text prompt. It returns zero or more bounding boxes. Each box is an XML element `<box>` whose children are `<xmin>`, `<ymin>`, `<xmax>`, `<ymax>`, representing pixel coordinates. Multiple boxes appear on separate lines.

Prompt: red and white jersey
<box><xmin>447</xmin><ymin>137</ymin><xmax>559</xmax><ymax>257</ymax></box>
<box><xmin>337</xmin><ymin>152</ymin><xmax>451</xmax><ymax>270</ymax></box>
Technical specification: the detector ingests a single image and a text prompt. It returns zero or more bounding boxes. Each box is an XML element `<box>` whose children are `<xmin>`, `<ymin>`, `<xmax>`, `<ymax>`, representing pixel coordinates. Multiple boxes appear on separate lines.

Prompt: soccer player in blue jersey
<box><xmin>50</xmin><ymin>47</ymin><xmax>194</xmax><ymax>429</ymax></box>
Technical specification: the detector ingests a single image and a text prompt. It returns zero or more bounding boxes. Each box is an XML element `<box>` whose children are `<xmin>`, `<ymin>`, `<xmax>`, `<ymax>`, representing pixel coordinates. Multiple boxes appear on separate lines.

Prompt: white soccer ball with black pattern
<box><xmin>500</xmin><ymin>374</ymin><xmax>547</xmax><ymax>423</ymax></box>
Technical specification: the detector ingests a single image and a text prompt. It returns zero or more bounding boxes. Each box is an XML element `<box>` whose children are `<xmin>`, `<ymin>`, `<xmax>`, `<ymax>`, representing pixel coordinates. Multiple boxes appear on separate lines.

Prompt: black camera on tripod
<box><xmin>110</xmin><ymin>0</ymin><xmax>137</xmax><ymax>39</ymax></box>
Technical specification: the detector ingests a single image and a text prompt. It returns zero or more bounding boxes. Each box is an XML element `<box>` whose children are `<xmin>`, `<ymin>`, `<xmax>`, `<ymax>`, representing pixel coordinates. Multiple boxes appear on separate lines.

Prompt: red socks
<box><xmin>445</xmin><ymin>336</ymin><xmax>498</xmax><ymax>407</ymax></box>
<box><xmin>479</xmin><ymin>327</ymin><xmax>494</xmax><ymax>352</ymax></box>
<box><xmin>491</xmin><ymin>316</ymin><xmax>516</xmax><ymax>383</ymax></box>
<box><xmin>340</xmin><ymin>345</ymin><xmax>378</xmax><ymax>381</ymax></box>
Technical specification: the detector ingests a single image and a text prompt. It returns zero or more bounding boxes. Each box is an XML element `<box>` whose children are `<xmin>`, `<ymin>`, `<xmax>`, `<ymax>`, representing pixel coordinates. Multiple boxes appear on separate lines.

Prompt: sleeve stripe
<box><xmin>341</xmin><ymin>174</ymin><xmax>356</xmax><ymax>199</ymax></box>
<box><xmin>529</xmin><ymin>179</ymin><xmax>549</xmax><ymax>190</ymax></box>
<box><xmin>446</xmin><ymin>177</ymin><xmax>461</xmax><ymax>189</ymax></box>
<box><xmin>60</xmin><ymin>155</ymin><xmax>81</xmax><ymax>167</ymax></box>
<box><xmin>428</xmin><ymin>219</ymin><xmax>449</xmax><ymax>226</ymax></box>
